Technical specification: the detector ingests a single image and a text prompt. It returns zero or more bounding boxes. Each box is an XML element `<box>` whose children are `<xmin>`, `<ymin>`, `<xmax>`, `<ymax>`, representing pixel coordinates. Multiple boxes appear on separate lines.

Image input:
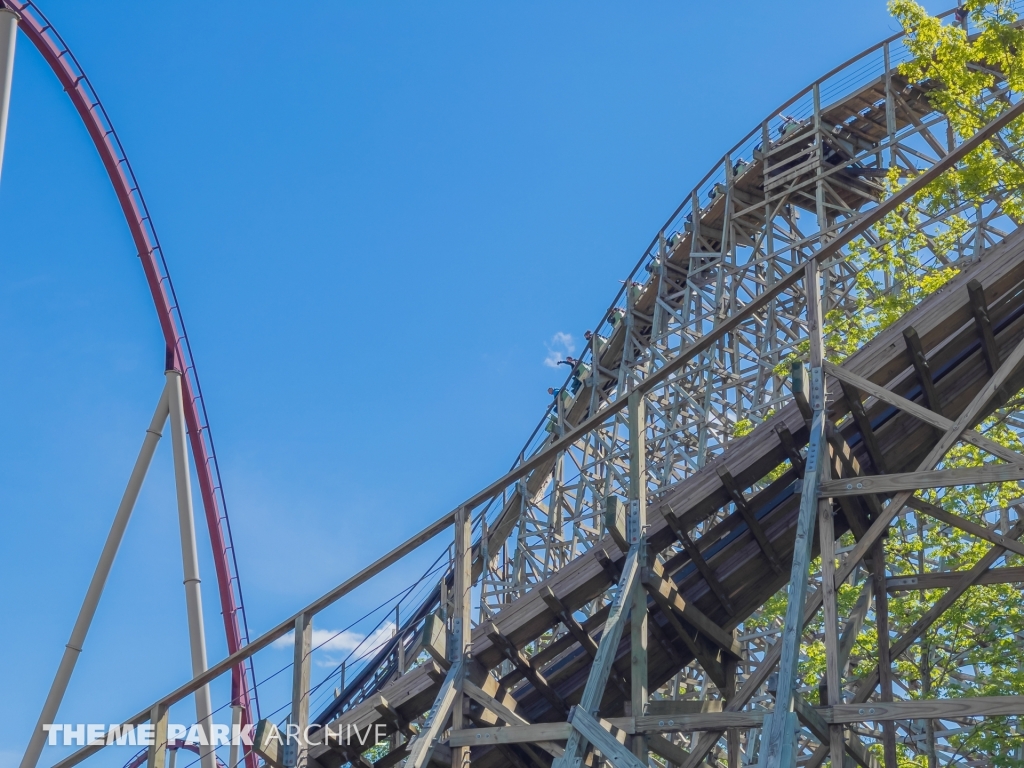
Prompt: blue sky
<box><xmin>0</xmin><ymin>1</ymin><xmax>947</xmax><ymax>765</ymax></box>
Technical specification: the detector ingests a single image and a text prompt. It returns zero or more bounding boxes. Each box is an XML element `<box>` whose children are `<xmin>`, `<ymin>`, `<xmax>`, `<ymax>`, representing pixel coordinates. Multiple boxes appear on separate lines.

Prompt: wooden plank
<box><xmin>830</xmin><ymin>695</ymin><xmax>1024</xmax><ymax>722</ymax></box>
<box><xmin>820</xmin><ymin>463</ymin><xmax>1024</xmax><ymax>497</ymax></box>
<box><xmin>634</xmin><ymin>711</ymin><xmax>766</xmax><ymax>732</ymax></box>
<box><xmin>449</xmin><ymin>723</ymin><xmax>572</xmax><ymax>747</ymax></box>
<box><xmin>645</xmin><ymin>700</ymin><xmax>722</xmax><ymax>717</ymax></box>
<box><xmin>908</xmin><ymin>497</ymin><xmax>1024</xmax><ymax>558</ymax></box>
<box><xmin>887</xmin><ymin>565</ymin><xmax>1024</xmax><ymax>592</ymax></box>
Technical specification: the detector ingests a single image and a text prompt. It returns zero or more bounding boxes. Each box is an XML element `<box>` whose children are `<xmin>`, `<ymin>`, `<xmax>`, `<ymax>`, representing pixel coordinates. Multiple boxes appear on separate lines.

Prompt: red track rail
<box><xmin>6</xmin><ymin>1</ymin><xmax>259</xmax><ymax>758</ymax></box>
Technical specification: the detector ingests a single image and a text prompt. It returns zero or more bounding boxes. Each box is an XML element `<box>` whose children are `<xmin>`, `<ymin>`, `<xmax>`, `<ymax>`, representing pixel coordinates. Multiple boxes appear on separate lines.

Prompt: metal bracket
<box><xmin>810</xmin><ymin>366</ymin><xmax>824</xmax><ymax>412</ymax></box>
<box><xmin>627</xmin><ymin>499</ymin><xmax>641</xmax><ymax>545</ymax></box>
<box><xmin>449</xmin><ymin>617</ymin><xmax>463</xmax><ymax>662</ymax></box>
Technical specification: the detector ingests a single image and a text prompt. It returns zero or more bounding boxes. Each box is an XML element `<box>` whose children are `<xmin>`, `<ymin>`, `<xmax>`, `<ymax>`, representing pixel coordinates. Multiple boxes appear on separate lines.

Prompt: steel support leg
<box><xmin>167</xmin><ymin>367</ymin><xmax>216</xmax><ymax>768</ymax></box>
<box><xmin>0</xmin><ymin>7</ymin><xmax>18</xmax><ymax>186</ymax></box>
<box><xmin>19</xmin><ymin>384</ymin><xmax>170</xmax><ymax>768</ymax></box>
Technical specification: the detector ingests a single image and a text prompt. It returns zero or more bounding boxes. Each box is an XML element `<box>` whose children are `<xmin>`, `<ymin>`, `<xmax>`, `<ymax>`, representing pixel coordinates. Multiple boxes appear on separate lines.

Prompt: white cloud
<box><xmin>544</xmin><ymin>331</ymin><xmax>576</xmax><ymax>368</ymax></box>
<box><xmin>273</xmin><ymin>621</ymin><xmax>396</xmax><ymax>658</ymax></box>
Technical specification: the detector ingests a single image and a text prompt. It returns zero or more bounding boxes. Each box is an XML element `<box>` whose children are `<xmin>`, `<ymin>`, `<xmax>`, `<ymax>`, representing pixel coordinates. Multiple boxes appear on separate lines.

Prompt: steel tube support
<box><xmin>0</xmin><ymin>7</ymin><xmax>17</xmax><ymax>185</ymax></box>
<box><xmin>19</xmin><ymin>384</ymin><xmax>170</xmax><ymax>768</ymax></box>
<box><xmin>167</xmin><ymin>367</ymin><xmax>216</xmax><ymax>768</ymax></box>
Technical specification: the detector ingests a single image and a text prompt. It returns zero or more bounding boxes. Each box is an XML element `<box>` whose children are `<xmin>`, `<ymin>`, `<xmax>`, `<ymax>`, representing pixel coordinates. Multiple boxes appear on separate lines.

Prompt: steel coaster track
<box><xmin>4</xmin><ymin>0</ymin><xmax>259</xmax><ymax>757</ymax></box>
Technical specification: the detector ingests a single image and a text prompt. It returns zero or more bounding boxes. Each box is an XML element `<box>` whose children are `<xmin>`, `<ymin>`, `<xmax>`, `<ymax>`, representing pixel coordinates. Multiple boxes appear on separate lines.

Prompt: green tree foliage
<box><xmin>751</xmin><ymin>3</ymin><xmax>1024</xmax><ymax>764</ymax></box>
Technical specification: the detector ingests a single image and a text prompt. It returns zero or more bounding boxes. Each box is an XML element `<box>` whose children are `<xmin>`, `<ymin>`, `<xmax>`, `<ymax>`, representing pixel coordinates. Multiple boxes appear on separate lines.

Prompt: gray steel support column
<box><xmin>19</xmin><ymin>384</ymin><xmax>171</xmax><ymax>768</ymax></box>
<box><xmin>167</xmin><ymin>367</ymin><xmax>216</xmax><ymax>768</ymax></box>
<box><xmin>0</xmin><ymin>7</ymin><xmax>17</xmax><ymax>186</ymax></box>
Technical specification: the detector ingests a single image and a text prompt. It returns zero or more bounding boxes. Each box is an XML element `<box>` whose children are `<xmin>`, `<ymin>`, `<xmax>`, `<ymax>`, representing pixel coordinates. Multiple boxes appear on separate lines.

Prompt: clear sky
<box><xmin>0</xmin><ymin>1</ymin><xmax>949</xmax><ymax>765</ymax></box>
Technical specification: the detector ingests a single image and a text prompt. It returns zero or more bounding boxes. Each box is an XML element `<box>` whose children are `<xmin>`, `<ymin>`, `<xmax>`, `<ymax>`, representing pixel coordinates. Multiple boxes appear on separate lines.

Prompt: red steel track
<box><xmin>5</xmin><ymin>1</ymin><xmax>258</xmax><ymax>758</ymax></box>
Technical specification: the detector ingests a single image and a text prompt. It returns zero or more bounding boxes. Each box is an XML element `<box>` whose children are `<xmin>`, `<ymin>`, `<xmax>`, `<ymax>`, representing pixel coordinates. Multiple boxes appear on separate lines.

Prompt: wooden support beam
<box><xmin>663</xmin><ymin>509</ymin><xmax>735</xmax><ymax>614</ymax></box>
<box><xmin>832</xmin><ymin>515</ymin><xmax>1024</xmax><ymax>768</ymax></box>
<box><xmin>487</xmin><ymin>623</ymin><xmax>568</xmax><ymax>716</ymax></box>
<box><xmin>823</xmin><ymin>361</ymin><xmax>1024</xmax><ymax>464</ymax></box>
<box><xmin>821</xmin><ymin>462</ymin><xmax>1024</xmax><ymax>497</ymax></box>
<box><xmin>404</xmin><ymin>657</ymin><xmax>465</xmax><ymax>768</ymax></box>
<box><xmin>775</xmin><ymin>425</ymin><xmax>806</xmax><ymax>476</ymax></box>
<box><xmin>644</xmin><ymin>561</ymin><xmax>742</xmax><ymax>658</ymax></box>
<box><xmin>292</xmin><ymin>611</ymin><xmax>313</xmax><ymax>768</ymax></box>
<box><xmin>373</xmin><ymin>743</ymin><xmax>411</xmax><ymax>768</ymax></box>
<box><xmin>838</xmin><ymin>578</ymin><xmax>873</xmax><ymax>676</ymax></box>
<box><xmin>903</xmin><ymin>326</ymin><xmax>943</xmax><ymax>417</ymax></box>
<box><xmin>887</xmin><ymin>565</ymin><xmax>1024</xmax><ymax>591</ymax></box>
<box><xmin>763</xmin><ymin>264</ymin><xmax>829</xmax><ymax>768</ymax></box>
<box><xmin>634</xmin><ymin>711</ymin><xmax>765</xmax><ymax>732</ymax></box>
<box><xmin>677</xmin><ymin>585</ymin><xmax>827</xmax><ymax>768</ymax></box>
<box><xmin>568</xmin><ymin>708</ymin><xmax>646</xmax><ymax>768</ymax></box>
<box><xmin>541</xmin><ymin>587</ymin><xmax>598</xmax><ymax>657</ymax></box>
<box><xmin>421</xmin><ymin>613</ymin><xmax>450</xmax><ymax>671</ymax></box>
<box><xmin>717</xmin><ymin>468</ymin><xmax>784</xmax><ymax>574</ymax></box>
<box><xmin>968</xmin><ymin>278</ymin><xmax>1001</xmax><ymax>375</ymax></box>
<box><xmin>838</xmin><ymin>380</ymin><xmax>889</xmax><ymax>473</ymax></box>
<box><xmin>647</xmin><ymin>734</ymin><xmax>691</xmax><ymax>766</ymax></box>
<box><xmin>871</xmin><ymin>542</ymin><xmax>897</xmax><ymax>768</ymax></box>
<box><xmin>627</xmin><ymin>389</ymin><xmax>648</xmax><ymax>762</ymax></box>
<box><xmin>908</xmin><ymin>497</ymin><xmax>1024</xmax><ymax>557</ymax></box>
<box><xmin>451</xmin><ymin>506</ymin><xmax>472</xmax><ymax>768</ymax></box>
<box><xmin>374</xmin><ymin>697</ymin><xmax>414</xmax><ymax>739</ymax></box>
<box><xmin>461</xmin><ymin>680</ymin><xmax>564</xmax><ymax>758</ymax></box>
<box><xmin>148</xmin><ymin>705</ymin><xmax>168</xmax><ymax>768</ymax></box>
<box><xmin>553</xmin><ymin>547</ymin><xmax>639</xmax><ymax>768</ymax></box>
<box><xmin>818</xmin><ymin>488</ymin><xmax>844</xmax><ymax>763</ymax></box>
<box><xmin>642</xmin><ymin>578</ymin><xmax>726</xmax><ymax>690</ymax></box>
<box><xmin>830</xmin><ymin>695</ymin><xmax>1024</xmax><ymax>722</ymax></box>
<box><xmin>591</xmin><ymin>551</ymin><xmax>656</xmax><ymax>693</ymax></box>
<box><xmin>644</xmin><ymin>598</ymin><xmax>685</xmax><ymax>670</ymax></box>
<box><xmin>835</xmin><ymin>331</ymin><xmax>1024</xmax><ymax>589</ymax></box>
<box><xmin>793</xmin><ymin>694</ymin><xmax>880</xmax><ymax>768</ymax></box>
<box><xmin>254</xmin><ymin>720</ymin><xmax>288</xmax><ymax>768</ymax></box>
<box><xmin>825</xmin><ymin>427</ymin><xmax>877</xmax><ymax>540</ymax></box>
<box><xmin>449</xmin><ymin>723</ymin><xmax>572</xmax><ymax>747</ymax></box>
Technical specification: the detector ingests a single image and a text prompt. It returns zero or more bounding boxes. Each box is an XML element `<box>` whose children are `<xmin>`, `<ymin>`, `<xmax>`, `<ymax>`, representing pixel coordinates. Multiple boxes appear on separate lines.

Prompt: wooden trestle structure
<box><xmin>280</xmin><ymin>228</ymin><xmax>1024</xmax><ymax>768</ymax></box>
<box><xmin>40</xmin><ymin>10</ymin><xmax>1024</xmax><ymax>768</ymax></box>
